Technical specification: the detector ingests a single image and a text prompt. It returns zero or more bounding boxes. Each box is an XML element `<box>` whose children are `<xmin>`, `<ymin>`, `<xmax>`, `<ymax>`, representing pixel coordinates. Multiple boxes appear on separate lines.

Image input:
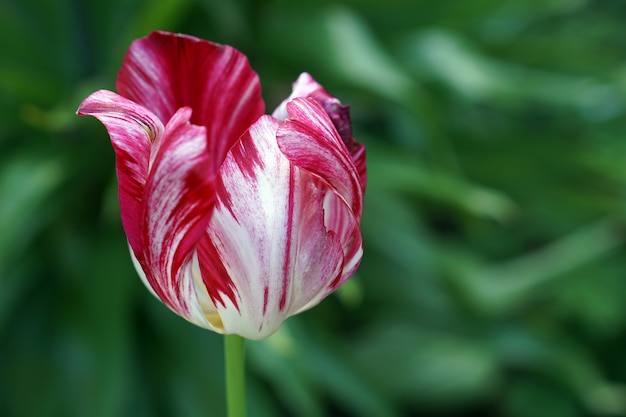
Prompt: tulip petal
<box><xmin>313</xmin><ymin>97</ymin><xmax>367</xmax><ymax>197</ymax></box>
<box><xmin>196</xmin><ymin>115</ymin><xmax>346</xmax><ymax>339</ymax></box>
<box><xmin>277</xmin><ymin>97</ymin><xmax>364</xmax><ymax>219</ymax></box>
<box><xmin>78</xmin><ymin>91</ymin><xmax>217</xmax><ymax>328</ymax></box>
<box><xmin>77</xmin><ymin>90</ymin><xmax>161</xmax><ymax>255</ymax></box>
<box><xmin>117</xmin><ymin>31</ymin><xmax>265</xmax><ymax>175</ymax></box>
<box><xmin>273</xmin><ymin>73</ymin><xmax>367</xmax><ymax>195</ymax></box>
<box><xmin>139</xmin><ymin>107</ymin><xmax>217</xmax><ymax>326</ymax></box>
<box><xmin>278</xmin><ymin>96</ymin><xmax>364</xmax><ymax>310</ymax></box>
<box><xmin>321</xmin><ymin>191</ymin><xmax>363</xmax><ymax>285</ymax></box>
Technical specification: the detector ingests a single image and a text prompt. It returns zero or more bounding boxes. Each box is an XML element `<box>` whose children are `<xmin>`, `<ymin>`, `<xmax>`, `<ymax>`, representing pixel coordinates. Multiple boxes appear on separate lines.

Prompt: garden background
<box><xmin>2</xmin><ymin>0</ymin><xmax>626</xmax><ymax>416</ymax></box>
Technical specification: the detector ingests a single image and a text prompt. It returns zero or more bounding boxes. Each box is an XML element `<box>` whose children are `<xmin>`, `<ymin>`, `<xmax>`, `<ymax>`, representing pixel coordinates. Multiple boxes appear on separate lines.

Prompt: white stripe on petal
<box><xmin>197</xmin><ymin>115</ymin><xmax>347</xmax><ymax>340</ymax></box>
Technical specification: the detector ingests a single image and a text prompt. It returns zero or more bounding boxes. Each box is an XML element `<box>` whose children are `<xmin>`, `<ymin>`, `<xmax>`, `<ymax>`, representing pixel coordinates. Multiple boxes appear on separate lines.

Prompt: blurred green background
<box><xmin>2</xmin><ymin>0</ymin><xmax>626</xmax><ymax>416</ymax></box>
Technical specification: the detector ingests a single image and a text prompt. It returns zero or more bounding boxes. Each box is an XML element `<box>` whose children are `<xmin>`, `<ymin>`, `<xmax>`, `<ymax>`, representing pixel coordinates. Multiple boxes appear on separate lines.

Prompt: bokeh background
<box><xmin>2</xmin><ymin>0</ymin><xmax>626</xmax><ymax>416</ymax></box>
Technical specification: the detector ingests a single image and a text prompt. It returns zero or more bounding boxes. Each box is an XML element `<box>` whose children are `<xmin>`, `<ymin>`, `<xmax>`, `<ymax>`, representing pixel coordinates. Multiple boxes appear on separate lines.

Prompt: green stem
<box><xmin>224</xmin><ymin>334</ymin><xmax>246</xmax><ymax>417</ymax></box>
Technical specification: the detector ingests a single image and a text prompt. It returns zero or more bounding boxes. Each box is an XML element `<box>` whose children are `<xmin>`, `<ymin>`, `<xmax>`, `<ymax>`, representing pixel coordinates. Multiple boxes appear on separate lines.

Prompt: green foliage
<box><xmin>1</xmin><ymin>0</ymin><xmax>626</xmax><ymax>416</ymax></box>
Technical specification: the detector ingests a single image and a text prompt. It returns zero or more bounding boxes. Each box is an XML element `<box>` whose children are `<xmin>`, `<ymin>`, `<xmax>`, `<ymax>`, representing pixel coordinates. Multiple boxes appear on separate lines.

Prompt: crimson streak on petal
<box><xmin>117</xmin><ymin>31</ymin><xmax>265</xmax><ymax>176</ymax></box>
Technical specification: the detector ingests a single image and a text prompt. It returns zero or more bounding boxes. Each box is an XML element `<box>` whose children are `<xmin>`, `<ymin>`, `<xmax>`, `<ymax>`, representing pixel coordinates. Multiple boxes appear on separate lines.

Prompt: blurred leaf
<box><xmin>0</xmin><ymin>153</ymin><xmax>63</xmax><ymax>271</ymax></box>
<box><xmin>124</xmin><ymin>0</ymin><xmax>192</xmax><ymax>41</ymax></box>
<box><xmin>289</xmin><ymin>323</ymin><xmax>402</xmax><ymax>417</ymax></box>
<box><xmin>444</xmin><ymin>217</ymin><xmax>624</xmax><ymax>314</ymax></box>
<box><xmin>351</xmin><ymin>321</ymin><xmax>499</xmax><ymax>408</ymax></box>
<box><xmin>492</xmin><ymin>325</ymin><xmax>625</xmax><ymax>415</ymax></box>
<box><xmin>502</xmin><ymin>377</ymin><xmax>581</xmax><ymax>417</ymax></box>
<box><xmin>366</xmin><ymin>143</ymin><xmax>517</xmax><ymax>222</ymax></box>
<box><xmin>402</xmin><ymin>28</ymin><xmax>625</xmax><ymax>120</ymax></box>
<box><xmin>263</xmin><ymin>5</ymin><xmax>417</xmax><ymax>104</ymax></box>
<box><xmin>250</xmin><ymin>332</ymin><xmax>325</xmax><ymax>417</ymax></box>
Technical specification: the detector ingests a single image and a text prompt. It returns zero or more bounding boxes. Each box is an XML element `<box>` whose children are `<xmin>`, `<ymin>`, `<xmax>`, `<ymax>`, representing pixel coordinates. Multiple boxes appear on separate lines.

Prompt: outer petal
<box><xmin>138</xmin><ymin>107</ymin><xmax>217</xmax><ymax>327</ymax></box>
<box><xmin>273</xmin><ymin>73</ymin><xmax>366</xmax><ymax>196</ymax></box>
<box><xmin>77</xmin><ymin>90</ymin><xmax>160</xmax><ymax>255</ymax></box>
<box><xmin>196</xmin><ymin>115</ymin><xmax>345</xmax><ymax>339</ymax></box>
<box><xmin>117</xmin><ymin>31</ymin><xmax>265</xmax><ymax>175</ymax></box>
<box><xmin>78</xmin><ymin>91</ymin><xmax>217</xmax><ymax>328</ymax></box>
<box><xmin>277</xmin><ymin>97</ymin><xmax>364</xmax><ymax>219</ymax></box>
<box><xmin>277</xmin><ymin>97</ymin><xmax>364</xmax><ymax>295</ymax></box>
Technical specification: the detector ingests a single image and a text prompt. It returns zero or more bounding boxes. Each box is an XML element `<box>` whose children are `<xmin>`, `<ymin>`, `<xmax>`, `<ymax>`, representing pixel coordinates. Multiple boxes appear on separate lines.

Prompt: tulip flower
<box><xmin>78</xmin><ymin>31</ymin><xmax>366</xmax><ymax>340</ymax></box>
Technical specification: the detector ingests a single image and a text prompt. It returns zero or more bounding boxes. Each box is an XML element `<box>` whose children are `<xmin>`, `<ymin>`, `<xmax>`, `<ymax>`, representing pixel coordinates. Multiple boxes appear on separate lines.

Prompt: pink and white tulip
<box><xmin>78</xmin><ymin>31</ymin><xmax>366</xmax><ymax>340</ymax></box>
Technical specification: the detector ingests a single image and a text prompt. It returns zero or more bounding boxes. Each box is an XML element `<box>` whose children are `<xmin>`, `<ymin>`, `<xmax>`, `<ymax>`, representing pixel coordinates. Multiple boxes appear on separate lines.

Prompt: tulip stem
<box><xmin>224</xmin><ymin>334</ymin><xmax>246</xmax><ymax>417</ymax></box>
